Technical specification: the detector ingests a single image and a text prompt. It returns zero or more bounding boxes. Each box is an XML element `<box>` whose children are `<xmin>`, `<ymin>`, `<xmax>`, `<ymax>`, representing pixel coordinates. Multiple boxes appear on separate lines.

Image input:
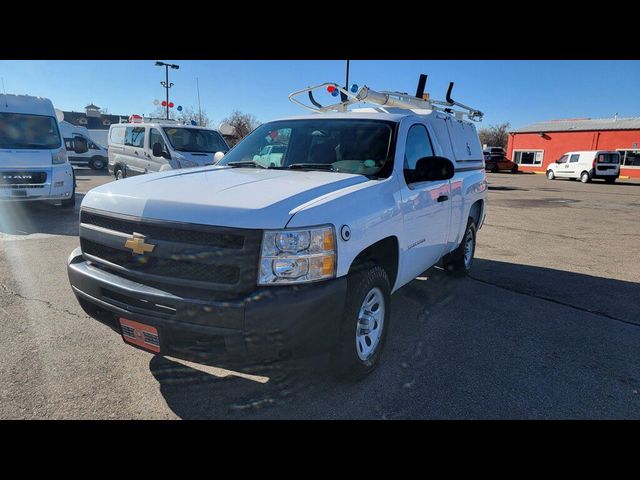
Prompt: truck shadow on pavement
<box><xmin>149</xmin><ymin>261</ymin><xmax>640</xmax><ymax>419</ymax></box>
<box><xmin>0</xmin><ymin>193</ymin><xmax>84</xmax><ymax>237</ymax></box>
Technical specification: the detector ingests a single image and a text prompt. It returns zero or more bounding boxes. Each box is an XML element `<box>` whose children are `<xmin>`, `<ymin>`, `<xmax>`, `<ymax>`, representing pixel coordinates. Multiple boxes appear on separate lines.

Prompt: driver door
<box><xmin>398</xmin><ymin>123</ymin><xmax>452</xmax><ymax>285</ymax></box>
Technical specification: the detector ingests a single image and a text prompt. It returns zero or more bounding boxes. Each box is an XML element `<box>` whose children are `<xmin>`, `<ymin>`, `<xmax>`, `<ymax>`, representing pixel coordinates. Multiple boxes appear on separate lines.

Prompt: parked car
<box><xmin>484</xmin><ymin>153</ymin><xmax>518</xmax><ymax>173</ymax></box>
<box><xmin>68</xmin><ymin>81</ymin><xmax>488</xmax><ymax>379</ymax></box>
<box><xmin>253</xmin><ymin>143</ymin><xmax>287</xmax><ymax>167</ymax></box>
<box><xmin>0</xmin><ymin>94</ymin><xmax>87</xmax><ymax>207</ymax></box>
<box><xmin>484</xmin><ymin>146</ymin><xmax>506</xmax><ymax>157</ymax></box>
<box><xmin>546</xmin><ymin>150</ymin><xmax>621</xmax><ymax>183</ymax></box>
<box><xmin>60</xmin><ymin>121</ymin><xmax>108</xmax><ymax>170</ymax></box>
<box><xmin>107</xmin><ymin>121</ymin><xmax>229</xmax><ymax>180</ymax></box>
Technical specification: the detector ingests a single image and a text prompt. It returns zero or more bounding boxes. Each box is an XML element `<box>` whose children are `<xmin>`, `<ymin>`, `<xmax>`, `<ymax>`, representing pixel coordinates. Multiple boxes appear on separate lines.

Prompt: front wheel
<box><xmin>546</xmin><ymin>170</ymin><xmax>555</xmax><ymax>180</ymax></box>
<box><xmin>332</xmin><ymin>265</ymin><xmax>391</xmax><ymax>380</ymax></box>
<box><xmin>443</xmin><ymin>219</ymin><xmax>477</xmax><ymax>277</ymax></box>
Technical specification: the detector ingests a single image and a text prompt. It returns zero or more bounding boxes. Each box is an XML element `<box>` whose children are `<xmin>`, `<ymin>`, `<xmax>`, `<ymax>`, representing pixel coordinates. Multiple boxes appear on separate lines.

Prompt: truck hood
<box><xmin>82</xmin><ymin>166</ymin><xmax>371</xmax><ymax>228</ymax></box>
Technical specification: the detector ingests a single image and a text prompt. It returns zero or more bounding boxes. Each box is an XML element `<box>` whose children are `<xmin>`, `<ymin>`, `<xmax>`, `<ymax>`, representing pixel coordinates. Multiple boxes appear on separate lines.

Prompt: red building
<box><xmin>506</xmin><ymin>117</ymin><xmax>640</xmax><ymax>179</ymax></box>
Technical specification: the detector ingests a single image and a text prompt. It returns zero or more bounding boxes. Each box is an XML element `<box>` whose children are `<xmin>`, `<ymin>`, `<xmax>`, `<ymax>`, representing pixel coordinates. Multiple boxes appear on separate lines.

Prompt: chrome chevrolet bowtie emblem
<box><xmin>124</xmin><ymin>233</ymin><xmax>156</xmax><ymax>255</ymax></box>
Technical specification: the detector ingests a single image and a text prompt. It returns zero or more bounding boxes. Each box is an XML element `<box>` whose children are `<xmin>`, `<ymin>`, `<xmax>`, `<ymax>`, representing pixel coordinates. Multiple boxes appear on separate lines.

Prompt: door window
<box><xmin>403</xmin><ymin>124</ymin><xmax>435</xmax><ymax>185</ymax></box>
<box><xmin>149</xmin><ymin>128</ymin><xmax>168</xmax><ymax>155</ymax></box>
<box><xmin>557</xmin><ymin>155</ymin><xmax>568</xmax><ymax>164</ymax></box>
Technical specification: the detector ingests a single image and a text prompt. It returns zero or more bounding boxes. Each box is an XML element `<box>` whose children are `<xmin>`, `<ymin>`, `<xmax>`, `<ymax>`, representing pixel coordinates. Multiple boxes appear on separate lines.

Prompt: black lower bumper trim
<box><xmin>68</xmin><ymin>248</ymin><xmax>347</xmax><ymax>365</ymax></box>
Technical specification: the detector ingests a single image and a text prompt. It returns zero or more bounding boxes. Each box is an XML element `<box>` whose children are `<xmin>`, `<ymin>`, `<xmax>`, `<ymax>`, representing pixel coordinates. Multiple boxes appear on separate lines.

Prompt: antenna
<box><xmin>196</xmin><ymin>77</ymin><xmax>202</xmax><ymax>126</ymax></box>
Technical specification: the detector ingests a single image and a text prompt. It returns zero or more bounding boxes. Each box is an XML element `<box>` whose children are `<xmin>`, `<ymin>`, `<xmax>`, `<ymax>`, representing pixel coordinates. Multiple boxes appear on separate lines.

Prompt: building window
<box><xmin>617</xmin><ymin>149</ymin><xmax>640</xmax><ymax>167</ymax></box>
<box><xmin>513</xmin><ymin>150</ymin><xmax>544</xmax><ymax>166</ymax></box>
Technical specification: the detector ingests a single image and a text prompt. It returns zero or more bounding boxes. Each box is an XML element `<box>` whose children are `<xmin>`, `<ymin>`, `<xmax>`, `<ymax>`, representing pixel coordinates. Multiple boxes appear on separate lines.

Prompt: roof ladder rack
<box><xmin>288</xmin><ymin>74</ymin><xmax>484</xmax><ymax>122</ymax></box>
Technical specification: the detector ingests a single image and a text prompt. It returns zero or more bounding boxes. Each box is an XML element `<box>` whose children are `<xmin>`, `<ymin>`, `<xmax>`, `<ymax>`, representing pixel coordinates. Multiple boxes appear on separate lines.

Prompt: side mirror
<box><xmin>152</xmin><ymin>142</ymin><xmax>164</xmax><ymax>157</ymax></box>
<box><xmin>213</xmin><ymin>151</ymin><xmax>226</xmax><ymax>164</ymax></box>
<box><xmin>407</xmin><ymin>156</ymin><xmax>455</xmax><ymax>183</ymax></box>
<box><xmin>73</xmin><ymin>137</ymin><xmax>88</xmax><ymax>154</ymax></box>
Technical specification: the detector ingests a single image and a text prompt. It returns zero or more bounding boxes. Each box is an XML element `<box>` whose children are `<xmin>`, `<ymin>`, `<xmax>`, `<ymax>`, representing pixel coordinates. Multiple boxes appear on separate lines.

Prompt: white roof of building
<box><xmin>513</xmin><ymin>117</ymin><xmax>640</xmax><ymax>133</ymax></box>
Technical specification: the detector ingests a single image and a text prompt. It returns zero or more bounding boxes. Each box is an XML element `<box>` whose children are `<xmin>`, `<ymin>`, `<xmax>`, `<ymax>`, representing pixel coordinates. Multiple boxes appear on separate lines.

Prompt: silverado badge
<box><xmin>124</xmin><ymin>233</ymin><xmax>156</xmax><ymax>255</ymax></box>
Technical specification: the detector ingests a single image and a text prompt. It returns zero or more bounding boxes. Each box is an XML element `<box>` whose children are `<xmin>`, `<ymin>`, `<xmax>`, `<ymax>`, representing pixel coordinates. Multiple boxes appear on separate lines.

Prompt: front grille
<box><xmin>81</xmin><ymin>210</ymin><xmax>244</xmax><ymax>248</ymax></box>
<box><xmin>0</xmin><ymin>171</ymin><xmax>47</xmax><ymax>185</ymax></box>
<box><xmin>82</xmin><ymin>239</ymin><xmax>240</xmax><ymax>284</ymax></box>
<box><xmin>79</xmin><ymin>209</ymin><xmax>262</xmax><ymax>294</ymax></box>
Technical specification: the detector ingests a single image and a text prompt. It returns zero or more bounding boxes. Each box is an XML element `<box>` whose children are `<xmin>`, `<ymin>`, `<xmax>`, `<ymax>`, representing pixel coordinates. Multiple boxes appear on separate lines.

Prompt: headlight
<box><xmin>51</xmin><ymin>149</ymin><xmax>68</xmax><ymax>165</ymax></box>
<box><xmin>258</xmin><ymin>225</ymin><xmax>336</xmax><ymax>285</ymax></box>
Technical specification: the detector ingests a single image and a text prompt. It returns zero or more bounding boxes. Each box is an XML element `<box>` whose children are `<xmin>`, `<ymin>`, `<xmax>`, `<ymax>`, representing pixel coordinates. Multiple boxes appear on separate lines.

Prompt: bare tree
<box><xmin>222</xmin><ymin>110</ymin><xmax>260</xmax><ymax>145</ymax></box>
<box><xmin>148</xmin><ymin>106</ymin><xmax>211</xmax><ymax>127</ymax></box>
<box><xmin>478</xmin><ymin>122</ymin><xmax>510</xmax><ymax>150</ymax></box>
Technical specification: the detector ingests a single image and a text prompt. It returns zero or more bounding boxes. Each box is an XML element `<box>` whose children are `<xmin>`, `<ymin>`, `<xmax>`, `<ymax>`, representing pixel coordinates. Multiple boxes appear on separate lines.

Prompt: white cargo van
<box><xmin>59</xmin><ymin>121</ymin><xmax>108</xmax><ymax>170</ymax></box>
<box><xmin>0</xmin><ymin>94</ymin><xmax>87</xmax><ymax>207</ymax></box>
<box><xmin>68</xmin><ymin>77</ymin><xmax>487</xmax><ymax>378</ymax></box>
<box><xmin>546</xmin><ymin>150</ymin><xmax>621</xmax><ymax>183</ymax></box>
<box><xmin>107</xmin><ymin>121</ymin><xmax>229</xmax><ymax>179</ymax></box>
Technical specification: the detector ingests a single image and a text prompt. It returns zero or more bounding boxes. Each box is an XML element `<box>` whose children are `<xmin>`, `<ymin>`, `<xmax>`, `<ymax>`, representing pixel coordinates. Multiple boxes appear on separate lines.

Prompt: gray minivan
<box><xmin>108</xmin><ymin>121</ymin><xmax>229</xmax><ymax>180</ymax></box>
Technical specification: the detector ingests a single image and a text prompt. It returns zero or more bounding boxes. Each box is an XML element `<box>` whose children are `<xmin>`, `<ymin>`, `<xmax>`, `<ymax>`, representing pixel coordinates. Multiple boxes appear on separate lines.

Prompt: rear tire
<box><xmin>89</xmin><ymin>156</ymin><xmax>106</xmax><ymax>170</ymax></box>
<box><xmin>332</xmin><ymin>265</ymin><xmax>391</xmax><ymax>380</ymax></box>
<box><xmin>546</xmin><ymin>170</ymin><xmax>555</xmax><ymax>180</ymax></box>
<box><xmin>443</xmin><ymin>219</ymin><xmax>477</xmax><ymax>277</ymax></box>
<box><xmin>605</xmin><ymin>177</ymin><xmax>616</xmax><ymax>184</ymax></box>
<box><xmin>490</xmin><ymin>164</ymin><xmax>498</xmax><ymax>173</ymax></box>
<box><xmin>580</xmin><ymin>171</ymin><xmax>591</xmax><ymax>183</ymax></box>
<box><xmin>511</xmin><ymin>164</ymin><xmax>518</xmax><ymax>173</ymax></box>
<box><xmin>114</xmin><ymin>167</ymin><xmax>124</xmax><ymax>180</ymax></box>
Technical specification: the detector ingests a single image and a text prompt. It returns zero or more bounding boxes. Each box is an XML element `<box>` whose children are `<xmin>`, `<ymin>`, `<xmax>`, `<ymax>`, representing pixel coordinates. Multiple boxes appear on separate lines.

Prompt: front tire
<box><xmin>443</xmin><ymin>219</ymin><xmax>477</xmax><ymax>277</ymax></box>
<box><xmin>547</xmin><ymin>170</ymin><xmax>555</xmax><ymax>180</ymax></box>
<box><xmin>332</xmin><ymin>265</ymin><xmax>391</xmax><ymax>380</ymax></box>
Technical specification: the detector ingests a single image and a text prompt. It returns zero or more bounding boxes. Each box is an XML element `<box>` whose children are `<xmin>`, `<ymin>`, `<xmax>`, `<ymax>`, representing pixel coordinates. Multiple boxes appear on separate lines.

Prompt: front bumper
<box><xmin>0</xmin><ymin>165</ymin><xmax>74</xmax><ymax>202</ymax></box>
<box><xmin>67</xmin><ymin>248</ymin><xmax>347</xmax><ymax>366</ymax></box>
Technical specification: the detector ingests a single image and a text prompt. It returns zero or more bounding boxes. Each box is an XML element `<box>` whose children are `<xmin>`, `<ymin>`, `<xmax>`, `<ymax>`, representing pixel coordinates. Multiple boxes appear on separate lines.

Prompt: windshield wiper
<box><xmin>227</xmin><ymin>161</ymin><xmax>267</xmax><ymax>169</ymax></box>
<box><xmin>288</xmin><ymin>163</ymin><xmax>336</xmax><ymax>172</ymax></box>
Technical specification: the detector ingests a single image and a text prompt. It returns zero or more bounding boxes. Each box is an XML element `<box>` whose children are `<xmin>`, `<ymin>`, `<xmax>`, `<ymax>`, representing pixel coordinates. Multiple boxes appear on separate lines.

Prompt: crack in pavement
<box><xmin>469</xmin><ymin>275</ymin><xmax>640</xmax><ymax>328</ymax></box>
<box><xmin>0</xmin><ymin>283</ymin><xmax>84</xmax><ymax>320</ymax></box>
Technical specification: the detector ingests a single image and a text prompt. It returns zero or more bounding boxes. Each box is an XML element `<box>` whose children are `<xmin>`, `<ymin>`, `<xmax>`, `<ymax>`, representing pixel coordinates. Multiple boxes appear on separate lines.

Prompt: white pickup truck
<box><xmin>67</xmin><ymin>80</ymin><xmax>488</xmax><ymax>378</ymax></box>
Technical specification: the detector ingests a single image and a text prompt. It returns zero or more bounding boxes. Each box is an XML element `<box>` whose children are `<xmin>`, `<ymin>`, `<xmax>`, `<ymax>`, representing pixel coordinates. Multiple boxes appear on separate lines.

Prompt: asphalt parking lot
<box><xmin>1</xmin><ymin>168</ymin><xmax>639</xmax><ymax>419</ymax></box>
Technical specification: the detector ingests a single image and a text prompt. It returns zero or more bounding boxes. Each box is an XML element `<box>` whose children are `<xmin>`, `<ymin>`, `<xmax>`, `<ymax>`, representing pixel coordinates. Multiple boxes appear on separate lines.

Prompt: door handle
<box><xmin>437</xmin><ymin>195</ymin><xmax>449</xmax><ymax>203</ymax></box>
<box><xmin>134</xmin><ymin>151</ymin><xmax>139</xmax><ymax>155</ymax></box>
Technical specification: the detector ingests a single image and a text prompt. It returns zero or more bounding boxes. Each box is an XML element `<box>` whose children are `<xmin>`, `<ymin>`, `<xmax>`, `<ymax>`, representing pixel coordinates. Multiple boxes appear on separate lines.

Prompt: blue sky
<box><xmin>0</xmin><ymin>60</ymin><xmax>638</xmax><ymax>129</ymax></box>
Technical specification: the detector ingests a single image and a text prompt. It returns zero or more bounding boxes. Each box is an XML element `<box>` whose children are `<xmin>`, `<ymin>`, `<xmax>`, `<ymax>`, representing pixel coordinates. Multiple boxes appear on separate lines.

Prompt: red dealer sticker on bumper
<box><xmin>119</xmin><ymin>318</ymin><xmax>161</xmax><ymax>353</ymax></box>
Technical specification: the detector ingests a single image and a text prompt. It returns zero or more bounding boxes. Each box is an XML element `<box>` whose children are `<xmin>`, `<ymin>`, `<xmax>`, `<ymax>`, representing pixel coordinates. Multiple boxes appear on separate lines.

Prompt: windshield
<box><xmin>218</xmin><ymin>119</ymin><xmax>396</xmax><ymax>176</ymax></box>
<box><xmin>0</xmin><ymin>113</ymin><xmax>61</xmax><ymax>149</ymax></box>
<box><xmin>162</xmin><ymin>127</ymin><xmax>228</xmax><ymax>153</ymax></box>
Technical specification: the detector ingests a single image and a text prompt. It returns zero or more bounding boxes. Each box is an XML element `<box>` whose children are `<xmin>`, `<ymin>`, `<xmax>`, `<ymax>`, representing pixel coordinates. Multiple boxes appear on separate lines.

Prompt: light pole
<box><xmin>155</xmin><ymin>61</ymin><xmax>179</xmax><ymax>120</ymax></box>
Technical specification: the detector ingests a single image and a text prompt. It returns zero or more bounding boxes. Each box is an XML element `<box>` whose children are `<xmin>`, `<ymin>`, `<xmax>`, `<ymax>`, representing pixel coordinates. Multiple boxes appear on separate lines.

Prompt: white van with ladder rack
<box><xmin>68</xmin><ymin>75</ymin><xmax>488</xmax><ymax>378</ymax></box>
